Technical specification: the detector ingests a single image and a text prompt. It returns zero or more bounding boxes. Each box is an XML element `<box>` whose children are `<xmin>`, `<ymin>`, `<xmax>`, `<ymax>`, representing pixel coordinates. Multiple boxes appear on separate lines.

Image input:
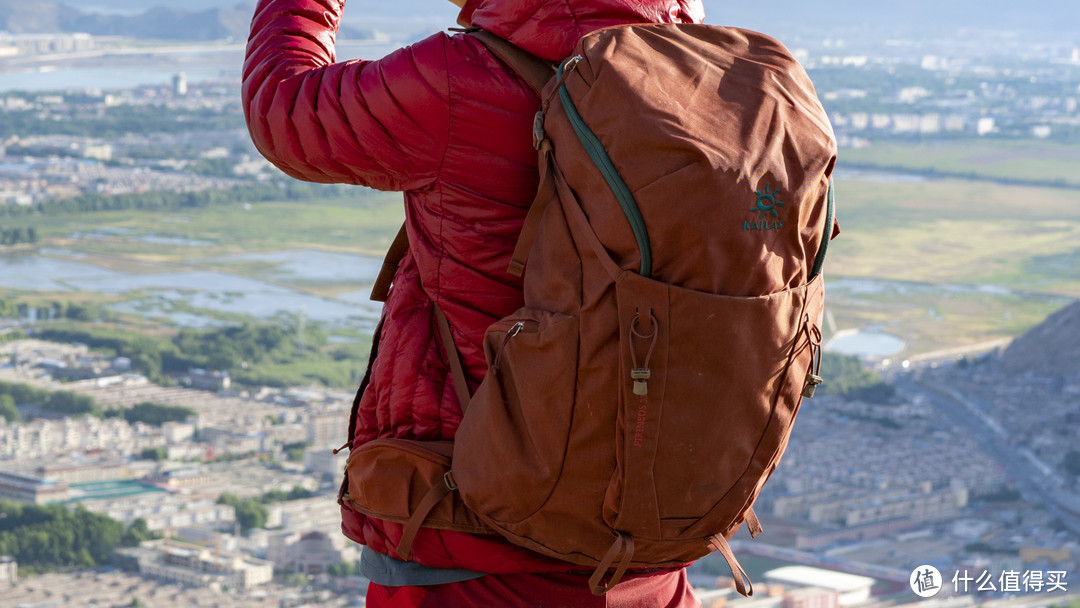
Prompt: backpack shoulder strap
<box><xmin>370</xmin><ymin>222</ymin><xmax>409</xmax><ymax>303</ymax></box>
<box><xmin>468</xmin><ymin>30</ymin><xmax>556</xmax><ymax>97</ymax></box>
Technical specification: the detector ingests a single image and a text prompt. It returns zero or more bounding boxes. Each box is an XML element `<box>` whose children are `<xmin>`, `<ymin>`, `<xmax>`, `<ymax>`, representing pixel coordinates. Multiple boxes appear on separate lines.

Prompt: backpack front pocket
<box><xmin>453</xmin><ymin>307</ymin><xmax>580</xmax><ymax>526</ymax></box>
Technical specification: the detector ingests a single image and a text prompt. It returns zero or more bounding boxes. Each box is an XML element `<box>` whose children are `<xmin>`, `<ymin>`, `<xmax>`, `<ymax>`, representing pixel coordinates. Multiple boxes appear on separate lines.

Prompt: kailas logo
<box><xmin>745</xmin><ymin>183</ymin><xmax>785</xmax><ymax>231</ymax></box>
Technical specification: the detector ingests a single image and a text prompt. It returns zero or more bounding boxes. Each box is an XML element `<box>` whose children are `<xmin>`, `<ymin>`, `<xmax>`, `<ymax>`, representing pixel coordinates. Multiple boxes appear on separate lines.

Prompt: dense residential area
<box><xmin>0</xmin><ymin>28</ymin><xmax>1078</xmax><ymax>213</ymax></box>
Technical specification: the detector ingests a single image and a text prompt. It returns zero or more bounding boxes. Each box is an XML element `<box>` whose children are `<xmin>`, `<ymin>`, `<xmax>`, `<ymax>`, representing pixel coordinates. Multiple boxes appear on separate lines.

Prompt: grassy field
<box><xmin>825</xmin><ymin>280</ymin><xmax>1070</xmax><ymax>354</ymax></box>
<box><xmin>840</xmin><ymin>139</ymin><xmax>1080</xmax><ymax>187</ymax></box>
<box><xmin>4</xmin><ymin>144</ymin><xmax>1079</xmax><ymax>359</ymax></box>
<box><xmin>6</xmin><ymin>192</ymin><xmax>406</xmax><ymax>299</ymax></box>
<box><xmin>828</xmin><ymin>178</ymin><xmax>1080</xmax><ymax>293</ymax></box>
<box><xmin>825</xmin><ymin>170</ymin><xmax>1080</xmax><ymax>354</ymax></box>
<box><xmin>12</xmin><ymin>191</ymin><xmax>405</xmax><ymax>260</ymax></box>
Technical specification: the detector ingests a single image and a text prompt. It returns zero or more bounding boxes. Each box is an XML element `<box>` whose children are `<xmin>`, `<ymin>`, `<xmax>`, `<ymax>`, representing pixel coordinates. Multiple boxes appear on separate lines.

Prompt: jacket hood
<box><xmin>457</xmin><ymin>0</ymin><xmax>705</xmax><ymax>62</ymax></box>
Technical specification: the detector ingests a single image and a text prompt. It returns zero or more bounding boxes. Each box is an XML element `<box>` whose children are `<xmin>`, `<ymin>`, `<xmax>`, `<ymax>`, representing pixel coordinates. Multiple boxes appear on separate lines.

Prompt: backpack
<box><xmin>340</xmin><ymin>22</ymin><xmax>837</xmax><ymax>597</ymax></box>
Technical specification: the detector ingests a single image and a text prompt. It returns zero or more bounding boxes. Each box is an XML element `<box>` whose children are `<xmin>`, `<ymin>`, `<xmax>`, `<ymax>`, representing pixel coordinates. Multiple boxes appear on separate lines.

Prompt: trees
<box><xmin>0</xmin><ymin>226</ymin><xmax>40</xmax><ymax>245</ymax></box>
<box><xmin>216</xmin><ymin>493</ymin><xmax>268</xmax><ymax>533</ymax></box>
<box><xmin>0</xmin><ymin>182</ymin><xmax>360</xmax><ymax>220</ymax></box>
<box><xmin>121</xmin><ymin>518</ymin><xmax>153</xmax><ymax>547</ymax></box>
<box><xmin>821</xmin><ymin>353</ymin><xmax>897</xmax><ymax>403</ymax></box>
<box><xmin>259</xmin><ymin>485</ymin><xmax>314</xmax><ymax>504</ymax></box>
<box><xmin>124</xmin><ymin>402</ymin><xmax>196</xmax><ymax>427</ymax></box>
<box><xmin>0</xmin><ymin>381</ymin><xmax>100</xmax><ymax>418</ymax></box>
<box><xmin>0</xmin><ymin>501</ymin><xmax>135</xmax><ymax>570</ymax></box>
<box><xmin>0</xmin><ymin>394</ymin><xmax>18</xmax><ymax>422</ymax></box>
<box><xmin>139</xmin><ymin>447</ymin><xmax>168</xmax><ymax>461</ymax></box>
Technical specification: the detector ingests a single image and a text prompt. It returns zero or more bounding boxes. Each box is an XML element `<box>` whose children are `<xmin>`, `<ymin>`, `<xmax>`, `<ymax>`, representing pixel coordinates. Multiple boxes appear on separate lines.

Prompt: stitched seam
<box><xmin>560</xmin><ymin>0</ymin><xmax>583</xmax><ymax>41</ymax></box>
<box><xmin>431</xmin><ymin>34</ymin><xmax>457</xmax><ymax>310</ymax></box>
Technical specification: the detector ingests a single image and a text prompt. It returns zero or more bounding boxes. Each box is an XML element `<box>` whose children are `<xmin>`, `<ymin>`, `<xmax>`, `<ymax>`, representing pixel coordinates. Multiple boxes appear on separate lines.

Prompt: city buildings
<box><xmin>0</xmin><ymin>556</ymin><xmax>17</xmax><ymax>585</ymax></box>
<box><xmin>122</xmin><ymin>539</ymin><xmax>273</xmax><ymax>590</ymax></box>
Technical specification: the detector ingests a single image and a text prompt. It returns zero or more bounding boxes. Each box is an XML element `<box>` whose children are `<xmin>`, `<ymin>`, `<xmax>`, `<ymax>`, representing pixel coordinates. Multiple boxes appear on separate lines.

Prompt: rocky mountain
<box><xmin>999</xmin><ymin>300</ymin><xmax>1080</xmax><ymax>380</ymax></box>
<box><xmin>0</xmin><ymin>0</ymin><xmax>374</xmax><ymax>42</ymax></box>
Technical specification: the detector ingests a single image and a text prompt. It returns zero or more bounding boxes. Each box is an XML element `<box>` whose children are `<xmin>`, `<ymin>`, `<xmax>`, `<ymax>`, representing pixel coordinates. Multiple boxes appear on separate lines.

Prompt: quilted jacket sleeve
<box><xmin>242</xmin><ymin>0</ymin><xmax>450</xmax><ymax>191</ymax></box>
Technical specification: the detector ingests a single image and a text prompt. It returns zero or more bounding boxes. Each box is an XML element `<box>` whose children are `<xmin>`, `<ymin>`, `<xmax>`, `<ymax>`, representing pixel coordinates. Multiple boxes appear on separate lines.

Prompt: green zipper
<box><xmin>556</xmin><ymin>57</ymin><xmax>653</xmax><ymax>278</ymax></box>
<box><xmin>809</xmin><ymin>181</ymin><xmax>834</xmax><ymax>279</ymax></box>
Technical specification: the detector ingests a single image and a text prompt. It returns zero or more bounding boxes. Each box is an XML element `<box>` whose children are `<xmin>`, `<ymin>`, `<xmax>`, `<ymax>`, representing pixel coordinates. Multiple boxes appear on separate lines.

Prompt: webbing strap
<box><xmin>508</xmin><ymin>140</ymin><xmax>556</xmax><ymax>276</ymax></box>
<box><xmin>745</xmin><ymin>507</ymin><xmax>763</xmax><ymax>538</ymax></box>
<box><xmin>434</xmin><ymin>304</ymin><xmax>472</xmax><ymax>414</ymax></box>
<box><xmin>588</xmin><ymin>533</ymin><xmax>635</xmax><ymax>595</ymax></box>
<box><xmin>707</xmin><ymin>533</ymin><xmax>754</xmax><ymax>597</ymax></box>
<box><xmin>371</xmin><ymin>223</ymin><xmax>409</xmax><ymax>303</ymax></box>
<box><xmin>396</xmin><ymin>472</ymin><xmax>457</xmax><ymax>560</ymax></box>
<box><xmin>468</xmin><ymin>30</ymin><xmax>556</xmax><ymax>98</ymax></box>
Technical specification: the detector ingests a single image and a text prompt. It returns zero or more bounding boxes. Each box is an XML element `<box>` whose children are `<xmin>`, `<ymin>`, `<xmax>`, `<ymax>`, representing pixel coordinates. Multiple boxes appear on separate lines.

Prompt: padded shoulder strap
<box><xmin>468</xmin><ymin>30</ymin><xmax>556</xmax><ymax>97</ymax></box>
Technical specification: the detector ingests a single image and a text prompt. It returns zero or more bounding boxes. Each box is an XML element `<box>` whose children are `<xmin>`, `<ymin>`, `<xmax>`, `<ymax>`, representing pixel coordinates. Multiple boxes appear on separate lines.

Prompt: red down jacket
<box><xmin>244</xmin><ymin>0</ymin><xmax>704</xmax><ymax>575</ymax></box>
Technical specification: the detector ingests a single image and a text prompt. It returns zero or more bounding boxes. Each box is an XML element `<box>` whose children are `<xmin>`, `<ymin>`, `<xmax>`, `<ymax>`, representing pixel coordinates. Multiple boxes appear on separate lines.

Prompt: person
<box><xmin>243</xmin><ymin>0</ymin><xmax>705</xmax><ymax>605</ymax></box>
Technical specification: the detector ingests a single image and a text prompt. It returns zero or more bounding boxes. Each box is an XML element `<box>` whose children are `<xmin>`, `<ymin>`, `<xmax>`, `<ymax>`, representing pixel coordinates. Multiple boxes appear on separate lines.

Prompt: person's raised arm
<box><xmin>242</xmin><ymin>0</ymin><xmax>451</xmax><ymax>191</ymax></box>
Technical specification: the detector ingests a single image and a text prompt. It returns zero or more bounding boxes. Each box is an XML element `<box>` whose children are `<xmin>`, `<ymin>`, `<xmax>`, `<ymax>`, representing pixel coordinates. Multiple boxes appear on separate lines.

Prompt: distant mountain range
<box><xmin>705</xmin><ymin>0</ymin><xmax>1079</xmax><ymax>34</ymax></box>
<box><xmin>0</xmin><ymin>0</ymin><xmax>1075</xmax><ymax>42</ymax></box>
<box><xmin>0</xmin><ymin>0</ymin><xmax>374</xmax><ymax>42</ymax></box>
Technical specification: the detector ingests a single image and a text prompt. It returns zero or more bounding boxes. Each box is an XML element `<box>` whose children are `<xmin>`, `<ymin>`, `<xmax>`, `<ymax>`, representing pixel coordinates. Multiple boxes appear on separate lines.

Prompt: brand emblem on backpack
<box><xmin>745</xmin><ymin>184</ymin><xmax>785</xmax><ymax>231</ymax></box>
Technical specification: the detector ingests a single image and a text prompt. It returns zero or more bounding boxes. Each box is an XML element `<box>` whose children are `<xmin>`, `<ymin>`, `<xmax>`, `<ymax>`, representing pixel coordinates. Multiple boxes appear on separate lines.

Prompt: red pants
<box><xmin>365</xmin><ymin>569</ymin><xmax>700</xmax><ymax>608</ymax></box>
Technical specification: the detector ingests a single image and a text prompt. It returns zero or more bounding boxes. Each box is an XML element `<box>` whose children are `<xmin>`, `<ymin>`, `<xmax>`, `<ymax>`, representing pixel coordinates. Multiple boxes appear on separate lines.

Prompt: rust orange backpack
<box><xmin>342</xmin><ymin>23</ymin><xmax>838</xmax><ymax>596</ymax></box>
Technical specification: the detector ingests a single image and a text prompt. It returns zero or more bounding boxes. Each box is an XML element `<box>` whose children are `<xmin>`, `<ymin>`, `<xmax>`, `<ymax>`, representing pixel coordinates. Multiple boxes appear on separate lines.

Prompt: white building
<box><xmin>80</xmin><ymin>492</ymin><xmax>236</xmax><ymax>532</ymax></box>
<box><xmin>0</xmin><ymin>470</ymin><xmax>68</xmax><ymax>504</ymax></box>
<box><xmin>764</xmin><ymin>567</ymin><xmax>875</xmax><ymax>607</ymax></box>
<box><xmin>303</xmin><ymin>447</ymin><xmax>348</xmax><ymax>476</ymax></box>
<box><xmin>0</xmin><ymin>556</ymin><xmax>16</xmax><ymax>584</ymax></box>
<box><xmin>267</xmin><ymin>531</ymin><xmax>359</xmax><ymax>575</ymax></box>
<box><xmin>129</xmin><ymin>539</ymin><xmax>273</xmax><ymax>589</ymax></box>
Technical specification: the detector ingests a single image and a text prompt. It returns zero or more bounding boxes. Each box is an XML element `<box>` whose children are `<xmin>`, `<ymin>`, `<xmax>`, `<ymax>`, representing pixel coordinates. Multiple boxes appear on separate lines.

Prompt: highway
<box><xmin>899</xmin><ymin>377</ymin><xmax>1080</xmax><ymax>535</ymax></box>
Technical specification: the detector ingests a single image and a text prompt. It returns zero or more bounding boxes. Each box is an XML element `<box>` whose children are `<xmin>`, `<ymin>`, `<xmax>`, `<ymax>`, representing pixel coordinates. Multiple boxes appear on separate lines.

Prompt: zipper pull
<box><xmin>540</xmin><ymin>55</ymin><xmax>584</xmax><ymax>116</ymax></box>
<box><xmin>802</xmin><ymin>373</ymin><xmax>823</xmax><ymax>398</ymax></box>
<box><xmin>492</xmin><ymin>321</ymin><xmax>532</xmax><ymax>373</ymax></box>
<box><xmin>631</xmin><ymin>368</ymin><xmax>651</xmax><ymax>396</ymax></box>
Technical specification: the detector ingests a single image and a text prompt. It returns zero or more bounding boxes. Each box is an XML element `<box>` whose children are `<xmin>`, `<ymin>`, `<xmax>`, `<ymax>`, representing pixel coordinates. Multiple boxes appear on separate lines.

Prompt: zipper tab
<box><xmin>508</xmin><ymin>321</ymin><xmax>527</xmax><ymax>337</ymax></box>
<box><xmin>631</xmin><ymin>368</ymin><xmax>651</xmax><ymax>396</ymax></box>
<box><xmin>802</xmin><ymin>373</ymin><xmax>823</xmax><ymax>398</ymax></box>
<box><xmin>541</xmin><ymin>54</ymin><xmax>584</xmax><ymax>113</ymax></box>
<box><xmin>492</xmin><ymin>320</ymin><xmax>538</xmax><ymax>372</ymax></box>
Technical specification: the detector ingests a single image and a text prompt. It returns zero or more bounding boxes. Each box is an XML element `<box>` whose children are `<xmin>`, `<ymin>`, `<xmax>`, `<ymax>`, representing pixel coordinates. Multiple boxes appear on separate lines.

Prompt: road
<box><xmin>899</xmin><ymin>377</ymin><xmax>1080</xmax><ymax>535</ymax></box>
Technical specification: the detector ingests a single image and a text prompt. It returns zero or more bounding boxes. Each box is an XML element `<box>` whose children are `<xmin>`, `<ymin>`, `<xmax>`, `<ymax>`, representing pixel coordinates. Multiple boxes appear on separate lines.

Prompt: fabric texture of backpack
<box><xmin>341</xmin><ymin>22</ymin><xmax>837</xmax><ymax>597</ymax></box>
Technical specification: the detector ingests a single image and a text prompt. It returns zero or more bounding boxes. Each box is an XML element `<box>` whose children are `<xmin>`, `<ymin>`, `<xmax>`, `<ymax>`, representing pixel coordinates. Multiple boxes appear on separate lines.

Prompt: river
<box><xmin>0</xmin><ymin>248</ymin><xmax>384</xmax><ymax>332</ymax></box>
<box><xmin>0</xmin><ymin>40</ymin><xmax>405</xmax><ymax>93</ymax></box>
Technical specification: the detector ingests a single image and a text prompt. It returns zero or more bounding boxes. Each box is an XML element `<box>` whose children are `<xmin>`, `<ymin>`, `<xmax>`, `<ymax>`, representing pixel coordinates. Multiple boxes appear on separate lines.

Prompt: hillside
<box><xmin>0</xmin><ymin>0</ymin><xmax>374</xmax><ymax>41</ymax></box>
<box><xmin>999</xmin><ymin>300</ymin><xmax>1080</xmax><ymax>379</ymax></box>
<box><xmin>2</xmin><ymin>0</ymin><xmax>1076</xmax><ymax>39</ymax></box>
